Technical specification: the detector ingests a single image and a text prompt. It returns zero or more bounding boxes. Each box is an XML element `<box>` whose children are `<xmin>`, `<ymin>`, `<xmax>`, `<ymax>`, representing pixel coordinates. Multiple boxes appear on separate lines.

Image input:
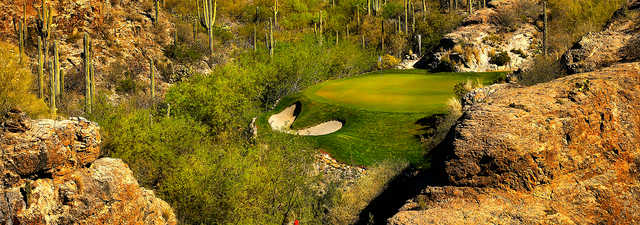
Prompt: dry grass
<box><xmin>327</xmin><ymin>160</ymin><xmax>408</xmax><ymax>224</ymax></box>
<box><xmin>0</xmin><ymin>42</ymin><xmax>48</xmax><ymax>117</ymax></box>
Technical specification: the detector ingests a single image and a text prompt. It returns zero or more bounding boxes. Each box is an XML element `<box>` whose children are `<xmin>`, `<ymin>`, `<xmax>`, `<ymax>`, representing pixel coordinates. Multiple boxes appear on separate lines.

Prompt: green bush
<box><xmin>0</xmin><ymin>41</ymin><xmax>47</xmax><ymax>117</ymax></box>
<box><xmin>489</xmin><ymin>51</ymin><xmax>511</xmax><ymax>66</ymax></box>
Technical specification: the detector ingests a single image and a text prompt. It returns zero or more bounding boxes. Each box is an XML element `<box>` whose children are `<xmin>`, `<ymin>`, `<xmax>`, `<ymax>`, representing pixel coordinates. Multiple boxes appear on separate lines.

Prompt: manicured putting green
<box><xmin>310</xmin><ymin>73</ymin><xmax>473</xmax><ymax>113</ymax></box>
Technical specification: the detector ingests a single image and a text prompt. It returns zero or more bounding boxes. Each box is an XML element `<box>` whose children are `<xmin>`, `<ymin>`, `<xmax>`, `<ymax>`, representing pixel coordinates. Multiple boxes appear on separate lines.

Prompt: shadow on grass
<box><xmin>354</xmin><ymin>127</ymin><xmax>456</xmax><ymax>225</ymax></box>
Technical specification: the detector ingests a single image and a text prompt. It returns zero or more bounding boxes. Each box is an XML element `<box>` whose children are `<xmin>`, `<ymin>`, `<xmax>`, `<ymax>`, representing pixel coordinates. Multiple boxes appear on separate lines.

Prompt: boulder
<box><xmin>0</xmin><ymin>116</ymin><xmax>177</xmax><ymax>225</ymax></box>
<box><xmin>389</xmin><ymin>62</ymin><xmax>640</xmax><ymax>224</ymax></box>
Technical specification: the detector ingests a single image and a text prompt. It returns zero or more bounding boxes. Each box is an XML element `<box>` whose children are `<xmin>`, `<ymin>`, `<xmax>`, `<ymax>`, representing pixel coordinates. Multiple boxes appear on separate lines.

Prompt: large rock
<box><xmin>416</xmin><ymin>0</ymin><xmax>539</xmax><ymax>72</ymax></box>
<box><xmin>390</xmin><ymin>62</ymin><xmax>640</xmax><ymax>224</ymax></box>
<box><xmin>562</xmin><ymin>0</ymin><xmax>640</xmax><ymax>74</ymax></box>
<box><xmin>0</xmin><ymin>115</ymin><xmax>176</xmax><ymax>224</ymax></box>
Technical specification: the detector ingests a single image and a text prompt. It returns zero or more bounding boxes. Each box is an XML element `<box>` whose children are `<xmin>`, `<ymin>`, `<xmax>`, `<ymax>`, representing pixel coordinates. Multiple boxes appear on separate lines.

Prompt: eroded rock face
<box><xmin>0</xmin><ymin>116</ymin><xmax>176</xmax><ymax>225</ymax></box>
<box><xmin>562</xmin><ymin>0</ymin><xmax>640</xmax><ymax>74</ymax></box>
<box><xmin>389</xmin><ymin>63</ymin><xmax>640</xmax><ymax>224</ymax></box>
<box><xmin>416</xmin><ymin>0</ymin><xmax>540</xmax><ymax>72</ymax></box>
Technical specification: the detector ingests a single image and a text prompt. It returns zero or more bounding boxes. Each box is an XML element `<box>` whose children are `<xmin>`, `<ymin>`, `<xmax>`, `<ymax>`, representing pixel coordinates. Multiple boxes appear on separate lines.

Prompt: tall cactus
<box><xmin>404</xmin><ymin>0</ymin><xmax>408</xmax><ymax>33</ymax></box>
<box><xmin>53</xmin><ymin>41</ymin><xmax>60</xmax><ymax>97</ymax></box>
<box><xmin>37</xmin><ymin>37</ymin><xmax>44</xmax><ymax>99</ymax></box>
<box><xmin>149</xmin><ymin>58</ymin><xmax>155</xmax><ymax>104</ymax></box>
<box><xmin>83</xmin><ymin>33</ymin><xmax>92</xmax><ymax>114</ymax></box>
<box><xmin>543</xmin><ymin>0</ymin><xmax>547</xmax><ymax>56</ymax></box>
<box><xmin>49</xmin><ymin>59</ymin><xmax>56</xmax><ymax>116</ymax></box>
<box><xmin>269</xmin><ymin>17</ymin><xmax>274</xmax><ymax>57</ymax></box>
<box><xmin>13</xmin><ymin>19</ymin><xmax>24</xmax><ymax>64</ymax></box>
<box><xmin>60</xmin><ymin>70</ymin><xmax>64</xmax><ymax>97</ymax></box>
<box><xmin>381</xmin><ymin>19</ymin><xmax>384</xmax><ymax>52</ymax></box>
<box><xmin>468</xmin><ymin>0</ymin><xmax>473</xmax><ymax>15</ymax></box>
<box><xmin>154</xmin><ymin>0</ymin><xmax>160</xmax><ymax>25</ymax></box>
<box><xmin>362</xmin><ymin>34</ymin><xmax>365</xmax><ymax>48</ymax></box>
<box><xmin>273</xmin><ymin>0</ymin><xmax>278</xmax><ymax>28</ymax></box>
<box><xmin>37</xmin><ymin>0</ymin><xmax>52</xmax><ymax>73</ymax></box>
<box><xmin>198</xmin><ymin>0</ymin><xmax>217</xmax><ymax>56</ymax></box>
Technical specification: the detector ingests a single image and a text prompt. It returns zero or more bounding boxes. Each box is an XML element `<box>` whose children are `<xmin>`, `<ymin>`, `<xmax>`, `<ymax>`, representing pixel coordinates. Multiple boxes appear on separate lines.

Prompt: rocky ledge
<box><xmin>416</xmin><ymin>0</ymin><xmax>540</xmax><ymax>72</ymax></box>
<box><xmin>562</xmin><ymin>0</ymin><xmax>640</xmax><ymax>74</ymax></box>
<box><xmin>389</xmin><ymin>62</ymin><xmax>640</xmax><ymax>224</ymax></box>
<box><xmin>0</xmin><ymin>112</ymin><xmax>176</xmax><ymax>224</ymax></box>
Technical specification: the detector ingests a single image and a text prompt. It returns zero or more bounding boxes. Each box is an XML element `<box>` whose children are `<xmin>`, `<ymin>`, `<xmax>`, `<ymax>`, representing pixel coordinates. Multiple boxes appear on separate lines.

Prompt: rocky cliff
<box><xmin>416</xmin><ymin>0</ymin><xmax>540</xmax><ymax>72</ymax></box>
<box><xmin>390</xmin><ymin>61</ymin><xmax>640</xmax><ymax>225</ymax></box>
<box><xmin>0</xmin><ymin>111</ymin><xmax>176</xmax><ymax>224</ymax></box>
<box><xmin>562</xmin><ymin>1</ymin><xmax>640</xmax><ymax>74</ymax></box>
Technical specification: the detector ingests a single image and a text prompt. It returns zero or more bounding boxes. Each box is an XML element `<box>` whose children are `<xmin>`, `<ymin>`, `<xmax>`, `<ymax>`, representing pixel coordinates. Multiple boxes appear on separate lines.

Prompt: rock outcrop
<box><xmin>0</xmin><ymin>113</ymin><xmax>176</xmax><ymax>224</ymax></box>
<box><xmin>390</xmin><ymin>62</ymin><xmax>640</xmax><ymax>224</ymax></box>
<box><xmin>562</xmin><ymin>0</ymin><xmax>640</xmax><ymax>74</ymax></box>
<box><xmin>416</xmin><ymin>0</ymin><xmax>540</xmax><ymax>72</ymax></box>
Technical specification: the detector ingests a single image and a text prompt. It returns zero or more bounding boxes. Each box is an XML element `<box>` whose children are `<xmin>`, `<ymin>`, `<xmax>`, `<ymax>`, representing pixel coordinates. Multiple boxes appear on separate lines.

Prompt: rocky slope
<box><xmin>416</xmin><ymin>0</ymin><xmax>540</xmax><ymax>72</ymax></box>
<box><xmin>0</xmin><ymin>0</ymin><xmax>177</xmax><ymax>93</ymax></box>
<box><xmin>562</xmin><ymin>1</ymin><xmax>640</xmax><ymax>74</ymax></box>
<box><xmin>0</xmin><ymin>111</ymin><xmax>176</xmax><ymax>224</ymax></box>
<box><xmin>390</xmin><ymin>61</ymin><xmax>640</xmax><ymax>224</ymax></box>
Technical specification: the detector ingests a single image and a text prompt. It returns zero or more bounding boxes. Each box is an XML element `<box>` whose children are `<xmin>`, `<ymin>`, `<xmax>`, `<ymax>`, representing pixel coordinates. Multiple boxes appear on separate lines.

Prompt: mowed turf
<box><xmin>267</xmin><ymin>69</ymin><xmax>506</xmax><ymax>166</ymax></box>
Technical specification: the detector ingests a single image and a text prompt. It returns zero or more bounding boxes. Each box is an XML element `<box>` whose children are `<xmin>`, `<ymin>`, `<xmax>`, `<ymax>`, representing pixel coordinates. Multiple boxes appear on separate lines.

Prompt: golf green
<box><xmin>310</xmin><ymin>73</ymin><xmax>472</xmax><ymax>113</ymax></box>
<box><xmin>267</xmin><ymin>69</ymin><xmax>506</xmax><ymax>166</ymax></box>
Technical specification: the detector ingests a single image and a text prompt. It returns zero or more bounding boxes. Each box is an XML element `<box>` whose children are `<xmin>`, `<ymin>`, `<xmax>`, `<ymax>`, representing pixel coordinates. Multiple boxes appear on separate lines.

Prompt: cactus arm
<box><xmin>84</xmin><ymin>33</ymin><xmax>91</xmax><ymax>113</ymax></box>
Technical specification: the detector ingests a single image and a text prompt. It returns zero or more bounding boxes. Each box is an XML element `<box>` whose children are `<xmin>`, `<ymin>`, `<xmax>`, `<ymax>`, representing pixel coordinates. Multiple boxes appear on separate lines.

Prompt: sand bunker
<box><xmin>268</xmin><ymin>104</ymin><xmax>342</xmax><ymax>136</ymax></box>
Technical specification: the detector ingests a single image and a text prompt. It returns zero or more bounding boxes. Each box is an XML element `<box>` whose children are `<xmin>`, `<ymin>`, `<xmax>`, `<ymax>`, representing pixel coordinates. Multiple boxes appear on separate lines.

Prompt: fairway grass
<box><xmin>266</xmin><ymin>69</ymin><xmax>506</xmax><ymax>166</ymax></box>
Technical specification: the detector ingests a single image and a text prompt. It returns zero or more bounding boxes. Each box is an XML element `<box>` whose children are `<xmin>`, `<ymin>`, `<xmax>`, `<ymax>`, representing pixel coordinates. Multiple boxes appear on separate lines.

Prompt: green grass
<box><xmin>263</xmin><ymin>69</ymin><xmax>506</xmax><ymax>167</ymax></box>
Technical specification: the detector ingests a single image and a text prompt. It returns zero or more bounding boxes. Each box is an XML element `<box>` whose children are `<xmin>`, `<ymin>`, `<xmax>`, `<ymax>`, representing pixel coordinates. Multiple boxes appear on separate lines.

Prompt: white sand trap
<box><xmin>268</xmin><ymin>104</ymin><xmax>343</xmax><ymax>136</ymax></box>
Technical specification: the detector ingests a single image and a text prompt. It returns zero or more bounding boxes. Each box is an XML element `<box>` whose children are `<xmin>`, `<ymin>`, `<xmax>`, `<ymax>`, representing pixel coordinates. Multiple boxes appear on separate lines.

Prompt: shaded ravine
<box><xmin>354</xmin><ymin>166</ymin><xmax>447</xmax><ymax>225</ymax></box>
<box><xmin>354</xmin><ymin>129</ymin><xmax>454</xmax><ymax>225</ymax></box>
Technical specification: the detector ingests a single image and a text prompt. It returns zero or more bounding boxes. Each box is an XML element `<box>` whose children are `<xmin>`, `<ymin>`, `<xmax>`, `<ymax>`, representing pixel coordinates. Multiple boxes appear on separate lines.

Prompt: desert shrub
<box><xmin>115</xmin><ymin>78</ymin><xmax>137</xmax><ymax>94</ymax></box>
<box><xmin>492</xmin><ymin>7</ymin><xmax>520</xmax><ymax>31</ymax></box>
<box><xmin>0</xmin><ymin>42</ymin><xmax>47</xmax><ymax>117</ymax></box>
<box><xmin>519</xmin><ymin>55</ymin><xmax>565</xmax><ymax>85</ymax></box>
<box><xmin>434</xmin><ymin>54</ymin><xmax>456</xmax><ymax>72</ymax></box>
<box><xmin>378</xmin><ymin>54</ymin><xmax>401</xmax><ymax>69</ymax></box>
<box><xmin>453</xmin><ymin>79</ymin><xmax>483</xmax><ymax>100</ymax></box>
<box><xmin>489</xmin><ymin>51</ymin><xmax>511</xmax><ymax>66</ymax></box>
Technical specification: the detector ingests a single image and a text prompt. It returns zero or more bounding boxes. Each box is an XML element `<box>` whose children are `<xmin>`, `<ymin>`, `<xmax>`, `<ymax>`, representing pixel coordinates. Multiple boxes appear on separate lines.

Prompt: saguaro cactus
<box><xmin>269</xmin><ymin>17</ymin><xmax>274</xmax><ymax>57</ymax></box>
<box><xmin>37</xmin><ymin>37</ymin><xmax>44</xmax><ymax>99</ymax></box>
<box><xmin>273</xmin><ymin>0</ymin><xmax>278</xmax><ymax>28</ymax></box>
<box><xmin>362</xmin><ymin>34</ymin><xmax>365</xmax><ymax>48</ymax></box>
<box><xmin>404</xmin><ymin>0</ymin><xmax>408</xmax><ymax>33</ymax></box>
<box><xmin>198</xmin><ymin>0</ymin><xmax>217</xmax><ymax>56</ymax></box>
<box><xmin>381</xmin><ymin>20</ymin><xmax>385</xmax><ymax>52</ymax></box>
<box><xmin>37</xmin><ymin>0</ymin><xmax>52</xmax><ymax>70</ymax></box>
<box><xmin>49</xmin><ymin>60</ymin><xmax>56</xmax><ymax>115</ymax></box>
<box><xmin>149</xmin><ymin>58</ymin><xmax>155</xmax><ymax>104</ymax></box>
<box><xmin>154</xmin><ymin>0</ymin><xmax>160</xmax><ymax>25</ymax></box>
<box><xmin>83</xmin><ymin>33</ymin><xmax>92</xmax><ymax>113</ymax></box>
<box><xmin>468</xmin><ymin>0</ymin><xmax>473</xmax><ymax>15</ymax></box>
<box><xmin>53</xmin><ymin>41</ymin><xmax>61</xmax><ymax>97</ymax></box>
<box><xmin>13</xmin><ymin>20</ymin><xmax>24</xmax><ymax>63</ymax></box>
<box><xmin>543</xmin><ymin>0</ymin><xmax>547</xmax><ymax>56</ymax></box>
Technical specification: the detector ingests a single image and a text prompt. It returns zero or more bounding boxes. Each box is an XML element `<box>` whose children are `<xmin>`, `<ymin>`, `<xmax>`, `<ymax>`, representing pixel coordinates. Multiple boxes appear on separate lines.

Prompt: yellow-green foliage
<box><xmin>0</xmin><ymin>42</ymin><xmax>48</xmax><ymax>117</ymax></box>
<box><xmin>378</xmin><ymin>54</ymin><xmax>400</xmax><ymax>69</ymax></box>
